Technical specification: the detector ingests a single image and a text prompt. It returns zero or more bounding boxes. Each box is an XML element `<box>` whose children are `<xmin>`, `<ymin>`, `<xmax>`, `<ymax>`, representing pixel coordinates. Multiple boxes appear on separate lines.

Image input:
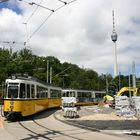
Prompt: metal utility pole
<box><xmin>132</xmin><ymin>61</ymin><xmax>136</xmax><ymax>88</ymax></box>
<box><xmin>119</xmin><ymin>72</ymin><xmax>121</xmax><ymax>90</ymax></box>
<box><xmin>129</xmin><ymin>74</ymin><xmax>131</xmax><ymax>97</ymax></box>
<box><xmin>111</xmin><ymin>10</ymin><xmax>118</xmax><ymax>77</ymax></box>
<box><xmin>46</xmin><ymin>60</ymin><xmax>49</xmax><ymax>83</ymax></box>
<box><xmin>106</xmin><ymin>75</ymin><xmax>109</xmax><ymax>93</ymax></box>
<box><xmin>22</xmin><ymin>22</ymin><xmax>30</xmax><ymax>47</ymax></box>
<box><xmin>50</xmin><ymin>67</ymin><xmax>52</xmax><ymax>84</ymax></box>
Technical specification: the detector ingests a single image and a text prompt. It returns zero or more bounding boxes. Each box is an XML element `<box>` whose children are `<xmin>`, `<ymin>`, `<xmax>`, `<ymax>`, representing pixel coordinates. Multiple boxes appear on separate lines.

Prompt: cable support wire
<box><xmin>18</xmin><ymin>0</ymin><xmax>54</xmax><ymax>12</ymax></box>
<box><xmin>29</xmin><ymin>2</ymin><xmax>54</xmax><ymax>12</ymax></box>
<box><xmin>25</xmin><ymin>0</ymin><xmax>44</xmax><ymax>23</ymax></box>
<box><xmin>57</xmin><ymin>0</ymin><xmax>67</xmax><ymax>5</ymax></box>
<box><xmin>26</xmin><ymin>0</ymin><xmax>77</xmax><ymax>41</ymax></box>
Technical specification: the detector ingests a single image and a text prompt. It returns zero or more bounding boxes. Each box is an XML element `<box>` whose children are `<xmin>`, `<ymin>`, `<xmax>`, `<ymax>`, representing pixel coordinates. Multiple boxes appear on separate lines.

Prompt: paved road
<box><xmin>0</xmin><ymin>108</ymin><xmax>139</xmax><ymax>140</ymax></box>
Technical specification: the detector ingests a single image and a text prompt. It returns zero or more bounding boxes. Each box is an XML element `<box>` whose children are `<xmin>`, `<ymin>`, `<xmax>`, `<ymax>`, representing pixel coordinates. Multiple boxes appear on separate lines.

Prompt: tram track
<box><xmin>2</xmin><ymin>108</ymin><xmax>88</xmax><ymax>139</ymax></box>
<box><xmin>18</xmin><ymin>119</ymin><xmax>52</xmax><ymax>140</ymax></box>
<box><xmin>2</xmin><ymin>109</ymin><xmax>127</xmax><ymax>139</ymax></box>
<box><xmin>17</xmin><ymin>117</ymin><xmax>85</xmax><ymax>140</ymax></box>
<box><xmin>4</xmin><ymin>108</ymin><xmax>86</xmax><ymax>140</ymax></box>
<box><xmin>2</xmin><ymin>109</ymin><xmax>139</xmax><ymax>140</ymax></box>
<box><xmin>3</xmin><ymin>114</ymin><xmax>58</xmax><ymax>139</ymax></box>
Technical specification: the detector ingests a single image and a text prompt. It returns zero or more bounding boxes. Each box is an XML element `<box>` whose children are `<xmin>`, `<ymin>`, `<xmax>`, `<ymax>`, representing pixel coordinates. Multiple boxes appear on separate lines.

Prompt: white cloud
<box><xmin>0</xmin><ymin>0</ymin><xmax>140</xmax><ymax>76</ymax></box>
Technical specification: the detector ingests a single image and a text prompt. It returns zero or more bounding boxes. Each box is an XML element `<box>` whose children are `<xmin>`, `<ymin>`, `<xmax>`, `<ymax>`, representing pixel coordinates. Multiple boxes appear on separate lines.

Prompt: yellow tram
<box><xmin>3</xmin><ymin>75</ymin><xmax>62</xmax><ymax>120</ymax></box>
<box><xmin>3</xmin><ymin>75</ymin><xmax>107</xmax><ymax>120</ymax></box>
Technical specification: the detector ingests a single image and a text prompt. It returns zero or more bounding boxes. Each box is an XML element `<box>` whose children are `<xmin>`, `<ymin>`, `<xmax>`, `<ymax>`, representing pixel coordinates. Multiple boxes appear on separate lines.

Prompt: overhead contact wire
<box><xmin>27</xmin><ymin>12</ymin><xmax>53</xmax><ymax>41</ymax></box>
<box><xmin>27</xmin><ymin>0</ymin><xmax>77</xmax><ymax>41</ymax></box>
<box><xmin>18</xmin><ymin>0</ymin><xmax>77</xmax><ymax>42</ymax></box>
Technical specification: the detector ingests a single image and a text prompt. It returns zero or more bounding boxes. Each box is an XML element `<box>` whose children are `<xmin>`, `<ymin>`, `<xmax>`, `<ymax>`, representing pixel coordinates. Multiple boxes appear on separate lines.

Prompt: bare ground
<box><xmin>57</xmin><ymin>105</ymin><xmax>140</xmax><ymax>130</ymax></box>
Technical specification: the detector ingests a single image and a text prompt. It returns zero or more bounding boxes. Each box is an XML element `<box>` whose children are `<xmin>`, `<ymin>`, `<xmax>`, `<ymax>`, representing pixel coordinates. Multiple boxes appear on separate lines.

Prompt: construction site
<box><xmin>59</xmin><ymin>96</ymin><xmax>140</xmax><ymax>137</ymax></box>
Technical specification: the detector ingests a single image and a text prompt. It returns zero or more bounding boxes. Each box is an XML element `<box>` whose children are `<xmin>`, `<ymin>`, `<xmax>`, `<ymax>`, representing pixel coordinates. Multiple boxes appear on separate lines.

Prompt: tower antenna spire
<box><xmin>112</xmin><ymin>10</ymin><xmax>115</xmax><ymax>33</ymax></box>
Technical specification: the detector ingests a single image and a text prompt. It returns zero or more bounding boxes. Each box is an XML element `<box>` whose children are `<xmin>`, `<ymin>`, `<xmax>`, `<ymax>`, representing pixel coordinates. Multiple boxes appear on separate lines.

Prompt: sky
<box><xmin>0</xmin><ymin>0</ymin><xmax>140</xmax><ymax>77</ymax></box>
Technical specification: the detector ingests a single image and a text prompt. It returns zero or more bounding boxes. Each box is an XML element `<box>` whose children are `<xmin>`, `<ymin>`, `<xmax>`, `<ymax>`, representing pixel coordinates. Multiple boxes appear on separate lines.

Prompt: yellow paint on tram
<box><xmin>4</xmin><ymin>98</ymin><xmax>61</xmax><ymax>117</ymax></box>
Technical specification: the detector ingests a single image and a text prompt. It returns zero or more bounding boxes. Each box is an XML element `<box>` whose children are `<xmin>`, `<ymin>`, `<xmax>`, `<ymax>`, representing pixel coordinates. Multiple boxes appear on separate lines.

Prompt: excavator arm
<box><xmin>116</xmin><ymin>87</ymin><xmax>138</xmax><ymax>96</ymax></box>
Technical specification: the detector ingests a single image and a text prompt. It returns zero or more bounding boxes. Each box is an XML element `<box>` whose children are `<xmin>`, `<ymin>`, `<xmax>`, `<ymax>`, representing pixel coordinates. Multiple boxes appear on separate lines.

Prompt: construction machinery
<box><xmin>102</xmin><ymin>87</ymin><xmax>138</xmax><ymax>106</ymax></box>
<box><xmin>116</xmin><ymin>87</ymin><xmax>138</xmax><ymax>96</ymax></box>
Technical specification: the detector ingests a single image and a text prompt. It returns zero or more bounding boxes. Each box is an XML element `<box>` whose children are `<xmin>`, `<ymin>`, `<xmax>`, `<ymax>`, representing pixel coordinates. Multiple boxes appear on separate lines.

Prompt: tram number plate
<box><xmin>10</xmin><ymin>101</ymin><xmax>14</xmax><ymax>105</ymax></box>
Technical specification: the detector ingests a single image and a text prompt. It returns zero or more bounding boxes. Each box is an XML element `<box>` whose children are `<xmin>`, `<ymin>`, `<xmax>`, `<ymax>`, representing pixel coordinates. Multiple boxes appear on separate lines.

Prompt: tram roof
<box><xmin>62</xmin><ymin>89</ymin><xmax>106</xmax><ymax>93</ymax></box>
<box><xmin>6</xmin><ymin>74</ymin><xmax>61</xmax><ymax>89</ymax></box>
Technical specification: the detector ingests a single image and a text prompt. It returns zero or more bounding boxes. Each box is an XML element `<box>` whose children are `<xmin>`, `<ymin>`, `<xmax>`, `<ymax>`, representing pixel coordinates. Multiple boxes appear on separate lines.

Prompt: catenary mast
<box><xmin>132</xmin><ymin>61</ymin><xmax>136</xmax><ymax>88</ymax></box>
<box><xmin>111</xmin><ymin>10</ymin><xmax>118</xmax><ymax>77</ymax></box>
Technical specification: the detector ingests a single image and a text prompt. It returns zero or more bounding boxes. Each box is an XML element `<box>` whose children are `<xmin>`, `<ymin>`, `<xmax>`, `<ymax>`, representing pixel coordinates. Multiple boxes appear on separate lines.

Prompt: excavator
<box><xmin>116</xmin><ymin>87</ymin><xmax>138</xmax><ymax>96</ymax></box>
<box><xmin>103</xmin><ymin>87</ymin><xmax>138</xmax><ymax>106</ymax></box>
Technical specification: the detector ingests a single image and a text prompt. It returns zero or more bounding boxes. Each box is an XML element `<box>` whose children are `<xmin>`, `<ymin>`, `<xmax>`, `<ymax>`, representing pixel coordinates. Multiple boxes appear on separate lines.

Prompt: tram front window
<box><xmin>8</xmin><ymin>85</ymin><xmax>18</xmax><ymax>98</ymax></box>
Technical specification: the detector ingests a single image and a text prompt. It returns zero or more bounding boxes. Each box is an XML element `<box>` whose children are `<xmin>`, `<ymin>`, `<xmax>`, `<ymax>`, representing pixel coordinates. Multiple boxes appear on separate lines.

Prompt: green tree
<box><xmin>1</xmin><ymin>47</ymin><xmax>132</xmax><ymax>91</ymax></box>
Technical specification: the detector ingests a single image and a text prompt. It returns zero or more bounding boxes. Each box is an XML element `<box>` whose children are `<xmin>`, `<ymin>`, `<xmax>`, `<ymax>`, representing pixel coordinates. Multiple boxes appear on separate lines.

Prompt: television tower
<box><xmin>111</xmin><ymin>10</ymin><xmax>118</xmax><ymax>77</ymax></box>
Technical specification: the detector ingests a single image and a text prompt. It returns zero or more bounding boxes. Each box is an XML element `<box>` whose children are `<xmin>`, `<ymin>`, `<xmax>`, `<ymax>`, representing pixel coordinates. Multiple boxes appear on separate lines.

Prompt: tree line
<box><xmin>0</xmin><ymin>48</ymin><xmax>137</xmax><ymax>94</ymax></box>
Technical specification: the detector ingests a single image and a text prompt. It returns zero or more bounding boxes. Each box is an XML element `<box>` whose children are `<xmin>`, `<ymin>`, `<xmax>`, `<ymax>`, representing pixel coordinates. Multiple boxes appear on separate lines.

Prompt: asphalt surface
<box><xmin>67</xmin><ymin>106</ymin><xmax>140</xmax><ymax>130</ymax></box>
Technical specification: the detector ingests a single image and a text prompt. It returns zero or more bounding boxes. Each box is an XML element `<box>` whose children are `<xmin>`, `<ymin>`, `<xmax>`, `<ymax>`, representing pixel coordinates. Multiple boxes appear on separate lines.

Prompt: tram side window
<box><xmin>45</xmin><ymin>90</ymin><xmax>48</xmax><ymax>98</ymax></box>
<box><xmin>69</xmin><ymin>91</ymin><xmax>75</xmax><ymax>97</ymax></box>
<box><xmin>62</xmin><ymin>92</ymin><xmax>66</xmax><ymax>97</ymax></box>
<box><xmin>27</xmin><ymin>84</ymin><xmax>30</xmax><ymax>98</ymax></box>
<box><xmin>83</xmin><ymin>92</ymin><xmax>91</xmax><ymax>98</ymax></box>
<box><xmin>3</xmin><ymin>84</ymin><xmax>7</xmax><ymax>98</ymax></box>
<box><xmin>77</xmin><ymin>92</ymin><xmax>82</xmax><ymax>97</ymax></box>
<box><xmin>62</xmin><ymin>91</ymin><xmax>68</xmax><ymax>97</ymax></box>
<box><xmin>95</xmin><ymin>93</ymin><xmax>101</xmax><ymax>101</ymax></box>
<box><xmin>37</xmin><ymin>86</ymin><xmax>48</xmax><ymax>98</ymax></box>
<box><xmin>19</xmin><ymin>83</ymin><xmax>26</xmax><ymax>98</ymax></box>
<box><xmin>31</xmin><ymin>85</ymin><xmax>35</xmax><ymax>98</ymax></box>
<box><xmin>50</xmin><ymin>89</ymin><xmax>61</xmax><ymax>98</ymax></box>
<box><xmin>37</xmin><ymin>86</ymin><xmax>40</xmax><ymax>98</ymax></box>
<box><xmin>66</xmin><ymin>91</ymin><xmax>69</xmax><ymax>97</ymax></box>
<box><xmin>95</xmin><ymin>93</ymin><xmax>99</xmax><ymax>98</ymax></box>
